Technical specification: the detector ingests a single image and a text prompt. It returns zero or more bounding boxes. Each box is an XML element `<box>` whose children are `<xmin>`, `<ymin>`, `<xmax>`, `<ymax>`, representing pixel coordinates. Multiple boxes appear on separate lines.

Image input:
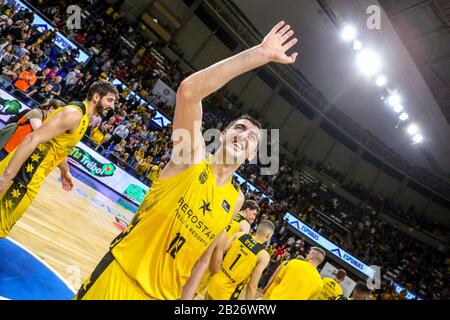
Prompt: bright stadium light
<box><xmin>412</xmin><ymin>134</ymin><xmax>424</xmax><ymax>144</ymax></box>
<box><xmin>342</xmin><ymin>25</ymin><xmax>357</xmax><ymax>41</ymax></box>
<box><xmin>376</xmin><ymin>75</ymin><xmax>387</xmax><ymax>87</ymax></box>
<box><xmin>353</xmin><ymin>40</ymin><xmax>363</xmax><ymax>51</ymax></box>
<box><xmin>394</xmin><ymin>104</ymin><xmax>404</xmax><ymax>113</ymax></box>
<box><xmin>399</xmin><ymin>112</ymin><xmax>409</xmax><ymax>121</ymax></box>
<box><xmin>407</xmin><ymin>124</ymin><xmax>419</xmax><ymax>135</ymax></box>
<box><xmin>387</xmin><ymin>93</ymin><xmax>401</xmax><ymax>107</ymax></box>
<box><xmin>356</xmin><ymin>49</ymin><xmax>382</xmax><ymax>76</ymax></box>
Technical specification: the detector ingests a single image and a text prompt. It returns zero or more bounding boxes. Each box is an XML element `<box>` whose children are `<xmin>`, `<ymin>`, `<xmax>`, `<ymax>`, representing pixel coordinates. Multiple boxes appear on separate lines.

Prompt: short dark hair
<box><xmin>354</xmin><ymin>282</ymin><xmax>371</xmax><ymax>294</ymax></box>
<box><xmin>87</xmin><ymin>80</ymin><xmax>118</xmax><ymax>100</ymax></box>
<box><xmin>241</xmin><ymin>199</ymin><xmax>260</xmax><ymax>213</ymax></box>
<box><xmin>225</xmin><ymin>114</ymin><xmax>262</xmax><ymax>130</ymax></box>
<box><xmin>335</xmin><ymin>269</ymin><xmax>347</xmax><ymax>281</ymax></box>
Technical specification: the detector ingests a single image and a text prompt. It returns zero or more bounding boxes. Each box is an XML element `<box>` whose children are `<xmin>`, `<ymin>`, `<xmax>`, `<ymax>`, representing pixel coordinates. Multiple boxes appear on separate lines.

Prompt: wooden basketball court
<box><xmin>4</xmin><ymin>169</ymin><xmax>263</xmax><ymax>300</ymax></box>
<box><xmin>6</xmin><ymin>169</ymin><xmax>134</xmax><ymax>294</ymax></box>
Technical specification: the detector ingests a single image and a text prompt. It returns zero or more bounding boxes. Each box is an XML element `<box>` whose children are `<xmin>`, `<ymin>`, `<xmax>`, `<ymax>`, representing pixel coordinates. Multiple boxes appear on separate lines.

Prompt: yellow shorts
<box><xmin>0</xmin><ymin>179</ymin><xmax>36</xmax><ymax>238</ymax></box>
<box><xmin>75</xmin><ymin>252</ymin><xmax>150</xmax><ymax>300</ymax></box>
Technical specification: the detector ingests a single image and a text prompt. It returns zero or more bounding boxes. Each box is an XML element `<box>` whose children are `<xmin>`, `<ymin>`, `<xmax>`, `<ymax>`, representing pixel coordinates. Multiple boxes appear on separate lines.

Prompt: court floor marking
<box><xmin>5</xmin><ymin>237</ymin><xmax>76</xmax><ymax>294</ymax></box>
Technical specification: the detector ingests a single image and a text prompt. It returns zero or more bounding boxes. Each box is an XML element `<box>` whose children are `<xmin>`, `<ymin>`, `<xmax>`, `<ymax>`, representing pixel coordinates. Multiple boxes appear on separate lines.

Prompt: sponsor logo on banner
<box><xmin>68</xmin><ymin>146</ymin><xmax>116</xmax><ymax>177</ymax></box>
<box><xmin>0</xmin><ymin>89</ymin><xmax>30</xmax><ymax>122</ymax></box>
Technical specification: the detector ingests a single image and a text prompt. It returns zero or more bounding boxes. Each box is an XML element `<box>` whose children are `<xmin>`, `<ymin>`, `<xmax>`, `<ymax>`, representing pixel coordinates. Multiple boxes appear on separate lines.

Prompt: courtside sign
<box><xmin>284</xmin><ymin>212</ymin><xmax>376</xmax><ymax>278</ymax></box>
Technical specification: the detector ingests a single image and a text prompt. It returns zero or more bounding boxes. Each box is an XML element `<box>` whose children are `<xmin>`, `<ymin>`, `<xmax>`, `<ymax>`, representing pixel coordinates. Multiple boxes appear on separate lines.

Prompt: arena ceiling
<box><xmin>232</xmin><ymin>0</ymin><xmax>450</xmax><ymax>176</ymax></box>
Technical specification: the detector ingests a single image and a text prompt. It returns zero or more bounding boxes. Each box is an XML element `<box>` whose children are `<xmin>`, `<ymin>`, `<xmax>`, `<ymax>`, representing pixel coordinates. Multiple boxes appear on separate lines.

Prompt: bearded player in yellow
<box><xmin>75</xmin><ymin>20</ymin><xmax>299</xmax><ymax>300</ymax></box>
<box><xmin>205</xmin><ymin>220</ymin><xmax>274</xmax><ymax>300</ymax></box>
<box><xmin>0</xmin><ymin>80</ymin><xmax>117</xmax><ymax>238</ymax></box>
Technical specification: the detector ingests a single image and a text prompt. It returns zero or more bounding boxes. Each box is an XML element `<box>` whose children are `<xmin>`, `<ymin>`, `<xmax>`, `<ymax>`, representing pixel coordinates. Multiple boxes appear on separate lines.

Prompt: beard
<box><xmin>94</xmin><ymin>101</ymin><xmax>104</xmax><ymax>117</ymax></box>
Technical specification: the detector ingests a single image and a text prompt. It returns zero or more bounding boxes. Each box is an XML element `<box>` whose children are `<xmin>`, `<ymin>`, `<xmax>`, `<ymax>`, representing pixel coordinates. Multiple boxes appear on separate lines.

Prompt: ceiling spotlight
<box><xmin>394</xmin><ymin>104</ymin><xmax>404</xmax><ymax>113</ymax></box>
<box><xmin>399</xmin><ymin>112</ymin><xmax>409</xmax><ymax>121</ymax></box>
<box><xmin>412</xmin><ymin>134</ymin><xmax>423</xmax><ymax>144</ymax></box>
<box><xmin>407</xmin><ymin>124</ymin><xmax>419</xmax><ymax>135</ymax></box>
<box><xmin>353</xmin><ymin>40</ymin><xmax>363</xmax><ymax>51</ymax></box>
<box><xmin>356</xmin><ymin>49</ymin><xmax>382</xmax><ymax>76</ymax></box>
<box><xmin>387</xmin><ymin>93</ymin><xmax>401</xmax><ymax>107</ymax></box>
<box><xmin>376</xmin><ymin>75</ymin><xmax>387</xmax><ymax>87</ymax></box>
<box><xmin>341</xmin><ymin>25</ymin><xmax>357</xmax><ymax>41</ymax></box>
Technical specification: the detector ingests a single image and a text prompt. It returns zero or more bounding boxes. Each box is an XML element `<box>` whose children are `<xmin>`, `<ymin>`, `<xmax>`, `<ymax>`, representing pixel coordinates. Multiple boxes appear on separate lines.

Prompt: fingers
<box><xmin>270</xmin><ymin>21</ymin><xmax>285</xmax><ymax>35</ymax></box>
<box><xmin>290</xmin><ymin>52</ymin><xmax>298</xmax><ymax>63</ymax></box>
<box><xmin>281</xmin><ymin>30</ymin><xmax>294</xmax><ymax>44</ymax></box>
<box><xmin>283</xmin><ymin>37</ymin><xmax>298</xmax><ymax>51</ymax></box>
<box><xmin>276</xmin><ymin>24</ymin><xmax>291</xmax><ymax>37</ymax></box>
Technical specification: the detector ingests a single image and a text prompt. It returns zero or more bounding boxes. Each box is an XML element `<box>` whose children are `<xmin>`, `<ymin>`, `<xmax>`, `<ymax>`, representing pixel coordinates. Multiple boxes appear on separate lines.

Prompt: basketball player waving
<box><xmin>76</xmin><ymin>20</ymin><xmax>298</xmax><ymax>300</ymax></box>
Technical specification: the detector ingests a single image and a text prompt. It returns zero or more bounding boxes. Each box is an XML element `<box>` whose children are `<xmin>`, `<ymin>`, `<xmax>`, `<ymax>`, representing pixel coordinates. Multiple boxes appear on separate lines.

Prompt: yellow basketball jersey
<box><xmin>226</xmin><ymin>213</ymin><xmax>247</xmax><ymax>238</ymax></box>
<box><xmin>0</xmin><ymin>102</ymin><xmax>89</xmax><ymax>196</ymax></box>
<box><xmin>262</xmin><ymin>260</ymin><xmax>288</xmax><ymax>300</ymax></box>
<box><xmin>317</xmin><ymin>277</ymin><xmax>344</xmax><ymax>300</ymax></box>
<box><xmin>266</xmin><ymin>259</ymin><xmax>323</xmax><ymax>300</ymax></box>
<box><xmin>110</xmin><ymin>158</ymin><xmax>240</xmax><ymax>300</ymax></box>
<box><xmin>207</xmin><ymin>233</ymin><xmax>265</xmax><ymax>300</ymax></box>
<box><xmin>196</xmin><ymin>213</ymin><xmax>247</xmax><ymax>295</ymax></box>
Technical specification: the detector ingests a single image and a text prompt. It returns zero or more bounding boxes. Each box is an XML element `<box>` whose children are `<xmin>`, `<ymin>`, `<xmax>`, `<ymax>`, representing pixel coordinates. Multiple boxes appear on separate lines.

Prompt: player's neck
<box><xmin>86</xmin><ymin>100</ymin><xmax>96</xmax><ymax>118</ymax></box>
<box><xmin>210</xmin><ymin>161</ymin><xmax>237</xmax><ymax>187</ymax></box>
<box><xmin>254</xmin><ymin>234</ymin><xmax>265</xmax><ymax>243</ymax></box>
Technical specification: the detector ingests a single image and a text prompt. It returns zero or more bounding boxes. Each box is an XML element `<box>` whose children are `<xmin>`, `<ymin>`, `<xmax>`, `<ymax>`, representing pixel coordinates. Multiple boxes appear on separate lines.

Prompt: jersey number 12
<box><xmin>167</xmin><ymin>232</ymin><xmax>186</xmax><ymax>259</ymax></box>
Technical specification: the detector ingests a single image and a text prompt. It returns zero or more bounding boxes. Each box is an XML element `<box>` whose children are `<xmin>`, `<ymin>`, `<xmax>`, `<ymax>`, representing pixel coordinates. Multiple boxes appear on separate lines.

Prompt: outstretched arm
<box><xmin>172</xmin><ymin>21</ymin><xmax>298</xmax><ymax>158</ymax></box>
<box><xmin>0</xmin><ymin>106</ymin><xmax>82</xmax><ymax>193</ymax></box>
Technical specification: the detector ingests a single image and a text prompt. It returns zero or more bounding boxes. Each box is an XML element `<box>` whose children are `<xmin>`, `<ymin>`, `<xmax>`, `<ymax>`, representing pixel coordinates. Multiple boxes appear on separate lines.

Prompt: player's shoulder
<box><xmin>60</xmin><ymin>105</ymin><xmax>84</xmax><ymax>118</ymax></box>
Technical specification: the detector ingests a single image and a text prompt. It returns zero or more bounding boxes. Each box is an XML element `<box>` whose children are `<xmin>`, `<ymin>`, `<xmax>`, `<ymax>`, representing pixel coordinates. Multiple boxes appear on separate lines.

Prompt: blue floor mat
<box><xmin>0</xmin><ymin>238</ymin><xmax>73</xmax><ymax>300</ymax></box>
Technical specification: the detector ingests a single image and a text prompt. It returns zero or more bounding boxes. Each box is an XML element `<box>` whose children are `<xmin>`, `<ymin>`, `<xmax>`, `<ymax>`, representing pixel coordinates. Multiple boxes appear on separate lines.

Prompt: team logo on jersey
<box><xmin>222</xmin><ymin>200</ymin><xmax>231</xmax><ymax>213</ymax></box>
<box><xmin>199</xmin><ymin>200</ymin><xmax>212</xmax><ymax>215</ymax></box>
<box><xmin>199</xmin><ymin>169</ymin><xmax>208</xmax><ymax>184</ymax></box>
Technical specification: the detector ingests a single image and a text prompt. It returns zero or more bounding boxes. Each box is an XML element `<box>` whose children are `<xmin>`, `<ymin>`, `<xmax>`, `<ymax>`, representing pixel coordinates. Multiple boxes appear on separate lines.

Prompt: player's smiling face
<box><xmin>220</xmin><ymin>119</ymin><xmax>260</xmax><ymax>165</ymax></box>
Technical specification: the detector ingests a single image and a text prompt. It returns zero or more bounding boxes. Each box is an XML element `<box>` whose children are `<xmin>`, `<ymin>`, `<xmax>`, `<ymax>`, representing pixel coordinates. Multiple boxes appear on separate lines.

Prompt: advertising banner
<box><xmin>284</xmin><ymin>212</ymin><xmax>376</xmax><ymax>278</ymax></box>
<box><xmin>67</xmin><ymin>142</ymin><xmax>149</xmax><ymax>205</ymax></box>
<box><xmin>0</xmin><ymin>89</ymin><xmax>30</xmax><ymax>122</ymax></box>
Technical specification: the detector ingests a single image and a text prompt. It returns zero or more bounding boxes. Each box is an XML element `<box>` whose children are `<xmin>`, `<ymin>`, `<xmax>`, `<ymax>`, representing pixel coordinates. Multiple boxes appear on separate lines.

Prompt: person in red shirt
<box><xmin>14</xmin><ymin>66</ymin><xmax>37</xmax><ymax>92</ymax></box>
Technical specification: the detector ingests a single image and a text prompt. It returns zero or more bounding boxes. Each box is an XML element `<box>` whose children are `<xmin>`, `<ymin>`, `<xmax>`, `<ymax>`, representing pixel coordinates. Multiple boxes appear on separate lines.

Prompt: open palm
<box><xmin>261</xmin><ymin>21</ymin><xmax>298</xmax><ymax>64</ymax></box>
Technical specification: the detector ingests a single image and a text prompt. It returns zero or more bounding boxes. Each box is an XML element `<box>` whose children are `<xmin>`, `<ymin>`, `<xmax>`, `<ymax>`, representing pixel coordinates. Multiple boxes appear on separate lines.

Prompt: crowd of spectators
<box><xmin>0</xmin><ymin>0</ymin><xmax>448</xmax><ymax>300</ymax></box>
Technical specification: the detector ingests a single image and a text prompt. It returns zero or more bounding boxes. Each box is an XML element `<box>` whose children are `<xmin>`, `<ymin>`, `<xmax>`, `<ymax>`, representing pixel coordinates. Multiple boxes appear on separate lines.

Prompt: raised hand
<box><xmin>260</xmin><ymin>21</ymin><xmax>298</xmax><ymax>64</ymax></box>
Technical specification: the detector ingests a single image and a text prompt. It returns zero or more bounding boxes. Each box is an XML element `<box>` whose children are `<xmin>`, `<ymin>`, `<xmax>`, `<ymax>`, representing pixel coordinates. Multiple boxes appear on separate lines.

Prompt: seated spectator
<box><xmin>26</xmin><ymin>82</ymin><xmax>53</xmax><ymax>104</ymax></box>
<box><xmin>117</xmin><ymin>152</ymin><xmax>130</xmax><ymax>170</ymax></box>
<box><xmin>135</xmin><ymin>156</ymin><xmax>151</xmax><ymax>179</ymax></box>
<box><xmin>0</xmin><ymin>41</ymin><xmax>13</xmax><ymax>63</ymax></box>
<box><xmin>48</xmin><ymin>75</ymin><xmax>62</xmax><ymax>96</ymax></box>
<box><xmin>13</xmin><ymin>39</ymin><xmax>28</xmax><ymax>57</ymax></box>
<box><xmin>146</xmin><ymin>161</ymin><xmax>165</xmax><ymax>183</ymax></box>
<box><xmin>111</xmin><ymin>139</ymin><xmax>126</xmax><ymax>160</ymax></box>
<box><xmin>14</xmin><ymin>65</ymin><xmax>37</xmax><ymax>92</ymax></box>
